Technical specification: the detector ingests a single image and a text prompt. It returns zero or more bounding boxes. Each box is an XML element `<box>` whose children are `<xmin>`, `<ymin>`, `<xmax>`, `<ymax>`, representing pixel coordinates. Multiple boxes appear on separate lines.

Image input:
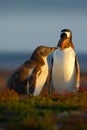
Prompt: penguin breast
<box><xmin>33</xmin><ymin>58</ymin><xmax>48</xmax><ymax>96</ymax></box>
<box><xmin>52</xmin><ymin>47</ymin><xmax>76</xmax><ymax>93</ymax></box>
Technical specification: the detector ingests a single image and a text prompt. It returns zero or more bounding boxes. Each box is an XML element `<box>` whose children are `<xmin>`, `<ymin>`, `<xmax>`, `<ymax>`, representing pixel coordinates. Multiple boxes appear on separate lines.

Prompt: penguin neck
<box><xmin>60</xmin><ymin>41</ymin><xmax>75</xmax><ymax>51</ymax></box>
<box><xmin>58</xmin><ymin>47</ymin><xmax>75</xmax><ymax>55</ymax></box>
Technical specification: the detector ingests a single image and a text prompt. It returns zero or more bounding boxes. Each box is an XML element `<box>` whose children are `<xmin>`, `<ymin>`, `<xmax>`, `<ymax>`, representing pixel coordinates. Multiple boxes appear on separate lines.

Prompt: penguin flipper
<box><xmin>27</xmin><ymin>66</ymin><xmax>40</xmax><ymax>95</ymax></box>
<box><xmin>75</xmin><ymin>55</ymin><xmax>80</xmax><ymax>90</ymax></box>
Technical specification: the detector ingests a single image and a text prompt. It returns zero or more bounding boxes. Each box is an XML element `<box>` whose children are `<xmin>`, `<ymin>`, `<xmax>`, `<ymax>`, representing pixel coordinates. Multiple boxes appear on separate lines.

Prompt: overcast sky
<box><xmin>0</xmin><ymin>0</ymin><xmax>87</xmax><ymax>53</ymax></box>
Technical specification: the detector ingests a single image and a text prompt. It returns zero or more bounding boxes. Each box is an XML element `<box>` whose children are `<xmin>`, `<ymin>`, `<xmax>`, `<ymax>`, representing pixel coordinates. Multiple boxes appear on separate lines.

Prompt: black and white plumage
<box><xmin>49</xmin><ymin>29</ymin><xmax>80</xmax><ymax>94</ymax></box>
<box><xmin>7</xmin><ymin>45</ymin><xmax>57</xmax><ymax>96</ymax></box>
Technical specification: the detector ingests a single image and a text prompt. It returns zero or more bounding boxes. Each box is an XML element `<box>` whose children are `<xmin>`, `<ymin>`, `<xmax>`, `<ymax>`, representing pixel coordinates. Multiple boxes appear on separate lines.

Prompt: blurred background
<box><xmin>0</xmin><ymin>1</ymin><xmax>87</xmax><ymax>128</ymax></box>
<box><xmin>0</xmin><ymin>0</ymin><xmax>87</xmax><ymax>72</ymax></box>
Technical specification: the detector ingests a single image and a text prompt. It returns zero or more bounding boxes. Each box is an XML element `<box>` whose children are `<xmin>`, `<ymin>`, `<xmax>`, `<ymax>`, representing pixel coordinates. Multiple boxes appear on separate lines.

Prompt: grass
<box><xmin>0</xmin><ymin>87</ymin><xmax>87</xmax><ymax>130</ymax></box>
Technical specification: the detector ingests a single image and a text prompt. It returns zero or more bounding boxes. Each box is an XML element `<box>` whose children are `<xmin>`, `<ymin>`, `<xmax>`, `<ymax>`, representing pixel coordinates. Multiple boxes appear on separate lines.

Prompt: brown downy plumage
<box><xmin>7</xmin><ymin>45</ymin><xmax>57</xmax><ymax>95</ymax></box>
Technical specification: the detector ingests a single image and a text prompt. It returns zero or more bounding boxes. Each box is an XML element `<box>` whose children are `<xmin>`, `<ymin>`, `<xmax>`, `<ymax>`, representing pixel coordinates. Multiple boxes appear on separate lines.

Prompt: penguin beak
<box><xmin>61</xmin><ymin>39</ymin><xmax>69</xmax><ymax>50</ymax></box>
<box><xmin>51</xmin><ymin>47</ymin><xmax>58</xmax><ymax>51</ymax></box>
<box><xmin>57</xmin><ymin>38</ymin><xmax>69</xmax><ymax>50</ymax></box>
<box><xmin>61</xmin><ymin>40</ymin><xmax>66</xmax><ymax>50</ymax></box>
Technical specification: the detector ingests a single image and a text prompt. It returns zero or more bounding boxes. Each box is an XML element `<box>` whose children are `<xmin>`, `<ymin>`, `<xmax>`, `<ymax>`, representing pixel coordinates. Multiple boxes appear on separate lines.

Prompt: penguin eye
<box><xmin>60</xmin><ymin>33</ymin><xmax>67</xmax><ymax>39</ymax></box>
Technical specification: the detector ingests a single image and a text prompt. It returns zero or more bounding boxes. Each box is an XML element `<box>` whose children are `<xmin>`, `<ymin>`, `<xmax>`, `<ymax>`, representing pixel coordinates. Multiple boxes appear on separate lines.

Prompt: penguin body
<box><xmin>33</xmin><ymin>57</ymin><xmax>48</xmax><ymax>96</ymax></box>
<box><xmin>52</xmin><ymin>47</ymin><xmax>76</xmax><ymax>93</ymax></box>
<box><xmin>7</xmin><ymin>45</ymin><xmax>57</xmax><ymax>96</ymax></box>
<box><xmin>50</xmin><ymin>29</ymin><xmax>80</xmax><ymax>94</ymax></box>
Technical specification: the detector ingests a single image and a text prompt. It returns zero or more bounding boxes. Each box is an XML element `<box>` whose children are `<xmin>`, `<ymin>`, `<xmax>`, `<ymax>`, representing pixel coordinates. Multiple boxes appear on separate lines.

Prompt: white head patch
<box><xmin>65</xmin><ymin>31</ymin><xmax>70</xmax><ymax>38</ymax></box>
<box><xmin>60</xmin><ymin>31</ymin><xmax>70</xmax><ymax>38</ymax></box>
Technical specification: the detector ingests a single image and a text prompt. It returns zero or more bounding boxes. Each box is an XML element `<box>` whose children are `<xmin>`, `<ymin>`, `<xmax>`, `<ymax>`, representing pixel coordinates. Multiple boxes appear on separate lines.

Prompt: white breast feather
<box><xmin>52</xmin><ymin>47</ymin><xmax>76</xmax><ymax>93</ymax></box>
<box><xmin>33</xmin><ymin>57</ymin><xmax>48</xmax><ymax>96</ymax></box>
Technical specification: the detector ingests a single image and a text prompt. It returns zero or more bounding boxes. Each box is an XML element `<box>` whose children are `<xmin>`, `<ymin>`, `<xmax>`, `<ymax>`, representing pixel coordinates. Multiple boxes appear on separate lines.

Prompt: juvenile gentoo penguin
<box><xmin>49</xmin><ymin>29</ymin><xmax>80</xmax><ymax>94</ymax></box>
<box><xmin>7</xmin><ymin>45</ymin><xmax>57</xmax><ymax>96</ymax></box>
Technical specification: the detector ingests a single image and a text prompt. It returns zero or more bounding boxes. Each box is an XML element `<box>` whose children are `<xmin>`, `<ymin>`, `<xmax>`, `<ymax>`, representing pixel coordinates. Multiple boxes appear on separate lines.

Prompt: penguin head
<box><xmin>57</xmin><ymin>29</ymin><xmax>73</xmax><ymax>50</ymax></box>
<box><xmin>31</xmin><ymin>45</ymin><xmax>57</xmax><ymax>60</ymax></box>
<box><xmin>38</xmin><ymin>46</ymin><xmax>57</xmax><ymax>57</ymax></box>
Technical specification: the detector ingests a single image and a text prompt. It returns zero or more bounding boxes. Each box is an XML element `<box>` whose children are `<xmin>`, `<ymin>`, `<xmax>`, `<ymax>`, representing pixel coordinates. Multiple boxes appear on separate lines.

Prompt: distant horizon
<box><xmin>0</xmin><ymin>47</ymin><xmax>87</xmax><ymax>53</ymax></box>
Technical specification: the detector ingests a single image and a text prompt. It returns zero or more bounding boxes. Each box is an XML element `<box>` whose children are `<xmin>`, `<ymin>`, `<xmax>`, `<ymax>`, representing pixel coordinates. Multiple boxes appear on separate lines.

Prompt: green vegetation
<box><xmin>0</xmin><ymin>88</ymin><xmax>87</xmax><ymax>130</ymax></box>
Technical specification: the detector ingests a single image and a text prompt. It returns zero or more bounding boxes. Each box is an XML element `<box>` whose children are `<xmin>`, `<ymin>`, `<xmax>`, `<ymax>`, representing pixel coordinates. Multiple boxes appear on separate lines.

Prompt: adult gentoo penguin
<box><xmin>7</xmin><ymin>45</ymin><xmax>57</xmax><ymax>96</ymax></box>
<box><xmin>49</xmin><ymin>29</ymin><xmax>80</xmax><ymax>94</ymax></box>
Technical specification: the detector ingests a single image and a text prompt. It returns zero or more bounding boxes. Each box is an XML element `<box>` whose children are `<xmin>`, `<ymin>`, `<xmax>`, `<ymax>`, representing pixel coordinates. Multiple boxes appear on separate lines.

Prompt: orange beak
<box><xmin>61</xmin><ymin>39</ymin><xmax>69</xmax><ymax>50</ymax></box>
<box><xmin>61</xmin><ymin>40</ymin><xmax>66</xmax><ymax>50</ymax></box>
